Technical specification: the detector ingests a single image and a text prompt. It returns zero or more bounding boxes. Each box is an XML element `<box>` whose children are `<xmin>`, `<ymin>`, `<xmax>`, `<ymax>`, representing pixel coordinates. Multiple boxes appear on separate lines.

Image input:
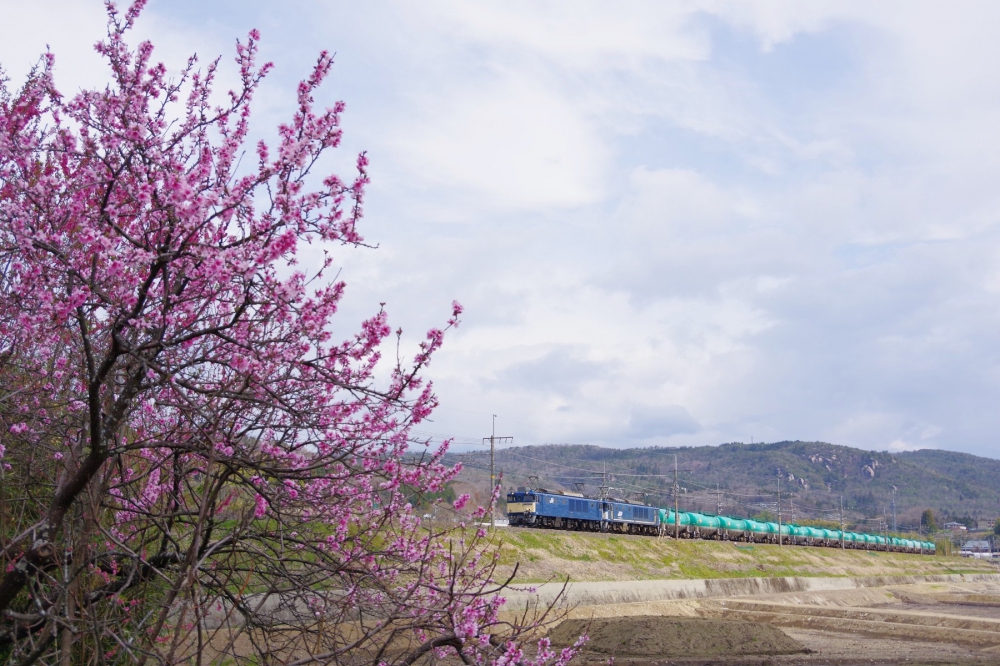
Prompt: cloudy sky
<box><xmin>4</xmin><ymin>1</ymin><xmax>1000</xmax><ymax>458</ymax></box>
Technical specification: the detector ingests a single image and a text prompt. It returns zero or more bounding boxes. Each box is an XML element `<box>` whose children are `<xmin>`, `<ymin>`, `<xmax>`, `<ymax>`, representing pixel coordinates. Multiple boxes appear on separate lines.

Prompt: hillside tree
<box><xmin>0</xmin><ymin>3</ymin><xmax>578</xmax><ymax>664</ymax></box>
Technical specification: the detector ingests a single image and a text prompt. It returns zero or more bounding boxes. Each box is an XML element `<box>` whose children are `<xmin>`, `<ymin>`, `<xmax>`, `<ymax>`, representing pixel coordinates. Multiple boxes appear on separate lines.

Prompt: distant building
<box><xmin>944</xmin><ymin>521</ymin><xmax>968</xmax><ymax>531</ymax></box>
<box><xmin>961</xmin><ymin>540</ymin><xmax>993</xmax><ymax>558</ymax></box>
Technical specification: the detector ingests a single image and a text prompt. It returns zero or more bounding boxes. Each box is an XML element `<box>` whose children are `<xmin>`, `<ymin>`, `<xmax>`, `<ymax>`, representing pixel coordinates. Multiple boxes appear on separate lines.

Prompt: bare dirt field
<box><xmin>544</xmin><ymin>579</ymin><xmax>1000</xmax><ymax>665</ymax></box>
<box><xmin>549</xmin><ymin>616</ymin><xmax>805</xmax><ymax>659</ymax></box>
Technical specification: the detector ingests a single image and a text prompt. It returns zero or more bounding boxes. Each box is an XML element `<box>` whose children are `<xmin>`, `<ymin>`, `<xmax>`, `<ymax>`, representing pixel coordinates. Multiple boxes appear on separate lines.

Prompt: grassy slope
<box><xmin>493</xmin><ymin>527</ymin><xmax>997</xmax><ymax>583</ymax></box>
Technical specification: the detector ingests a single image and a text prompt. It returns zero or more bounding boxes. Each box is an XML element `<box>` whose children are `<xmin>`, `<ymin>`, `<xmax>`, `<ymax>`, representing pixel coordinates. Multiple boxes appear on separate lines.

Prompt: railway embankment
<box><xmin>495</xmin><ymin>526</ymin><xmax>996</xmax><ymax>583</ymax></box>
<box><xmin>503</xmin><ymin>572</ymin><xmax>1000</xmax><ymax>608</ymax></box>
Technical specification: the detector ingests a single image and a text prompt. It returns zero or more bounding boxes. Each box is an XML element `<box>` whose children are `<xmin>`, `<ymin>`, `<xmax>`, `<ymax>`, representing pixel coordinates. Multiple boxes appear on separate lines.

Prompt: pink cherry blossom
<box><xmin>0</xmin><ymin>2</ymin><xmax>582</xmax><ymax>664</ymax></box>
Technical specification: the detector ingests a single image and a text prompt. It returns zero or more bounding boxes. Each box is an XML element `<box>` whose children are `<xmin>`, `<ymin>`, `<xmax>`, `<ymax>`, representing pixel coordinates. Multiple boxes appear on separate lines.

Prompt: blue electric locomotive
<box><xmin>506</xmin><ymin>488</ymin><xmax>660</xmax><ymax>535</ymax></box>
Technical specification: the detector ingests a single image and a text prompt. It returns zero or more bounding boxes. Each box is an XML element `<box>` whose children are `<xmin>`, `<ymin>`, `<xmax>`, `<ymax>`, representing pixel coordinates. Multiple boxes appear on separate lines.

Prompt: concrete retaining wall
<box><xmin>502</xmin><ymin>573</ymin><xmax>1000</xmax><ymax>609</ymax></box>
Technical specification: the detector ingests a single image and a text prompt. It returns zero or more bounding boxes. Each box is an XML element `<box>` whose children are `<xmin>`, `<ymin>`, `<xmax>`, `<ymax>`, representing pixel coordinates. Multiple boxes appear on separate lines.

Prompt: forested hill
<box><xmin>451</xmin><ymin>441</ymin><xmax>1000</xmax><ymax>530</ymax></box>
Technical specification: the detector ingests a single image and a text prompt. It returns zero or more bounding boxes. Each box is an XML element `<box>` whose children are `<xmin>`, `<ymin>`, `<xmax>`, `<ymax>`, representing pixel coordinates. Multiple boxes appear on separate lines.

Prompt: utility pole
<box><xmin>490</xmin><ymin>415</ymin><xmax>495</xmax><ymax>529</ymax></box>
<box><xmin>671</xmin><ymin>454</ymin><xmax>693</xmax><ymax>540</ymax></box>
<box><xmin>482</xmin><ymin>416</ymin><xmax>512</xmax><ymax>529</ymax></box>
<box><xmin>891</xmin><ymin>486</ymin><xmax>897</xmax><ymax>534</ymax></box>
<box><xmin>601</xmin><ymin>462</ymin><xmax>609</xmax><ymax>532</ymax></box>
<box><xmin>883</xmin><ymin>506</ymin><xmax>889</xmax><ymax>549</ymax></box>
<box><xmin>717</xmin><ymin>483</ymin><xmax>721</xmax><ymax>515</ymax></box>
<box><xmin>840</xmin><ymin>496</ymin><xmax>845</xmax><ymax>550</ymax></box>
<box><xmin>777</xmin><ymin>474</ymin><xmax>782</xmax><ymax>547</ymax></box>
<box><xmin>674</xmin><ymin>455</ymin><xmax>679</xmax><ymax>540</ymax></box>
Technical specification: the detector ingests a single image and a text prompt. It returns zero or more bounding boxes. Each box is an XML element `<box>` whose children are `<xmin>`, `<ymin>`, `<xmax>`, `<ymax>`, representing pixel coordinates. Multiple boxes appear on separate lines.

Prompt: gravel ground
<box><xmin>872</xmin><ymin>601</ymin><xmax>1000</xmax><ymax>619</ymax></box>
<box><xmin>780</xmin><ymin>627</ymin><xmax>998</xmax><ymax>665</ymax></box>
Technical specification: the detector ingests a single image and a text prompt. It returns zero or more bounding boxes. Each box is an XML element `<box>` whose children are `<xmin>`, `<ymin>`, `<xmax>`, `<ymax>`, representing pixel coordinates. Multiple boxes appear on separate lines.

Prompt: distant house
<box><xmin>944</xmin><ymin>521</ymin><xmax>968</xmax><ymax>531</ymax></box>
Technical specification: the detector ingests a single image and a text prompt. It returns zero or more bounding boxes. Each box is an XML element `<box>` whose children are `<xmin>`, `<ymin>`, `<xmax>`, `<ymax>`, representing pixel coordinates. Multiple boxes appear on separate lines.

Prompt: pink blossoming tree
<box><xmin>0</xmin><ymin>3</ymin><xmax>577</xmax><ymax>664</ymax></box>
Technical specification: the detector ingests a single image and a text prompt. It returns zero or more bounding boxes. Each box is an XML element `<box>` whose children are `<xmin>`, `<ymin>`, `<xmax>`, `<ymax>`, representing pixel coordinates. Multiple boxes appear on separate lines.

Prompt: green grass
<box><xmin>494</xmin><ymin>527</ymin><xmax>998</xmax><ymax>583</ymax></box>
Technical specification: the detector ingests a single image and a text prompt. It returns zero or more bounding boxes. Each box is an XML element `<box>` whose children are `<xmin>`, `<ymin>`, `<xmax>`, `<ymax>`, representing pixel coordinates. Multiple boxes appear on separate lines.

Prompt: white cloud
<box><xmin>887</xmin><ymin>439</ymin><xmax>925</xmax><ymax>453</ymax></box>
<box><xmin>389</xmin><ymin>75</ymin><xmax>610</xmax><ymax>210</ymax></box>
<box><xmin>7</xmin><ymin>1</ymin><xmax>1000</xmax><ymax>459</ymax></box>
<box><xmin>0</xmin><ymin>0</ymin><xmax>108</xmax><ymax>87</ymax></box>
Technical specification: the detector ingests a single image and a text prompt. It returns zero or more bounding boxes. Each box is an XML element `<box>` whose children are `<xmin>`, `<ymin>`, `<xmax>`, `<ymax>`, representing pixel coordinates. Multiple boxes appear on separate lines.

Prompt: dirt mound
<box><xmin>549</xmin><ymin>616</ymin><xmax>805</xmax><ymax>658</ymax></box>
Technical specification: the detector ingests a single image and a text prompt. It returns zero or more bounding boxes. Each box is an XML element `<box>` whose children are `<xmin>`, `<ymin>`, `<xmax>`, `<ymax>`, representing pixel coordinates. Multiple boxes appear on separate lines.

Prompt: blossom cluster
<box><xmin>0</xmin><ymin>2</ymin><xmax>582</xmax><ymax>664</ymax></box>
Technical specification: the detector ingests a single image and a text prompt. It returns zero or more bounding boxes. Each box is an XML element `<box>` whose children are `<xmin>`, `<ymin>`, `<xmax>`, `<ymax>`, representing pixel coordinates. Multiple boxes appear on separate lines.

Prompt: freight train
<box><xmin>505</xmin><ymin>488</ymin><xmax>935</xmax><ymax>554</ymax></box>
